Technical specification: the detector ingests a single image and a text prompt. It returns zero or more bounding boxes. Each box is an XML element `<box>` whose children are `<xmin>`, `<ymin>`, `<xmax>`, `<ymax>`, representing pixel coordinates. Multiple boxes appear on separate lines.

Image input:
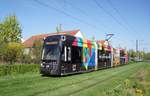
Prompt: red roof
<box><xmin>97</xmin><ymin>40</ymin><xmax>106</xmax><ymax>45</ymax></box>
<box><xmin>23</xmin><ymin>29</ymin><xmax>80</xmax><ymax>48</ymax></box>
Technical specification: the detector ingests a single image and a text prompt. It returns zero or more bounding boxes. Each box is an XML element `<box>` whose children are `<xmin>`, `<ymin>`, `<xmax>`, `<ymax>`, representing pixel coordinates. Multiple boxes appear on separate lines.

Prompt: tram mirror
<box><xmin>61</xmin><ymin>35</ymin><xmax>66</xmax><ymax>41</ymax></box>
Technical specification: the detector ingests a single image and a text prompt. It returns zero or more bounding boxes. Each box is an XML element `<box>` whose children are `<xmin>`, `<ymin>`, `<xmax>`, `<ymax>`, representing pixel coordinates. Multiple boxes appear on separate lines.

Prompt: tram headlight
<box><xmin>41</xmin><ymin>63</ymin><xmax>44</xmax><ymax>67</ymax></box>
<box><xmin>46</xmin><ymin>65</ymin><xmax>49</xmax><ymax>68</ymax></box>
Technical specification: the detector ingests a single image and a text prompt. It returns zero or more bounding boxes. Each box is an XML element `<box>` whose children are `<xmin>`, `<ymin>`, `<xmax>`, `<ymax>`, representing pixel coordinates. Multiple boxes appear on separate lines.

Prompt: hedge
<box><xmin>0</xmin><ymin>64</ymin><xmax>40</xmax><ymax>76</ymax></box>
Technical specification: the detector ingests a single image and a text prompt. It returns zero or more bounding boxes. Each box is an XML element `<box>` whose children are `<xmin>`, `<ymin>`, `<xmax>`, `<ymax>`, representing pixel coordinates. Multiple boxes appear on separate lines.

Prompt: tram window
<box><xmin>98</xmin><ymin>50</ymin><xmax>101</xmax><ymax>60</ymax></box>
<box><xmin>120</xmin><ymin>51</ymin><xmax>125</xmax><ymax>57</ymax></box>
<box><xmin>61</xmin><ymin>46</ymin><xmax>82</xmax><ymax>63</ymax></box>
<box><xmin>61</xmin><ymin>46</ymin><xmax>66</xmax><ymax>62</ymax></box>
<box><xmin>98</xmin><ymin>50</ymin><xmax>106</xmax><ymax>62</ymax></box>
<box><xmin>67</xmin><ymin>47</ymin><xmax>71</xmax><ymax>61</ymax></box>
<box><xmin>61</xmin><ymin>46</ymin><xmax>71</xmax><ymax>62</ymax></box>
<box><xmin>71</xmin><ymin>46</ymin><xmax>82</xmax><ymax>63</ymax></box>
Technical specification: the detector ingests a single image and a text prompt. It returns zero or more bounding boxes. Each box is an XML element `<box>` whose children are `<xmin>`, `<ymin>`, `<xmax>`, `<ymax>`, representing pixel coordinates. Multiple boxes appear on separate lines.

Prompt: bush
<box><xmin>20</xmin><ymin>54</ymin><xmax>32</xmax><ymax>64</ymax></box>
<box><xmin>3</xmin><ymin>42</ymin><xmax>23</xmax><ymax>64</ymax></box>
<box><xmin>0</xmin><ymin>64</ymin><xmax>40</xmax><ymax>76</ymax></box>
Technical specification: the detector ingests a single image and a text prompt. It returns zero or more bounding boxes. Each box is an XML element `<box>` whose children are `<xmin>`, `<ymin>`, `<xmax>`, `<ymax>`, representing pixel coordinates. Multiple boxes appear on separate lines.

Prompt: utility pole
<box><xmin>136</xmin><ymin>40</ymin><xmax>139</xmax><ymax>61</ymax></box>
<box><xmin>56</xmin><ymin>24</ymin><xmax>62</xmax><ymax>33</ymax></box>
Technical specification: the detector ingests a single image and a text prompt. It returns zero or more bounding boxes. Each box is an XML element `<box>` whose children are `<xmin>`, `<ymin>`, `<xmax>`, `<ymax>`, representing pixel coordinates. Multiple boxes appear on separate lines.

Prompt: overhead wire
<box><xmin>24</xmin><ymin>0</ymin><xmax>145</xmax><ymax>50</ymax></box>
<box><xmin>64</xmin><ymin>0</ymin><xmax>111</xmax><ymax>34</ymax></box>
<box><xmin>93</xmin><ymin>0</ymin><xmax>130</xmax><ymax>32</ymax></box>
<box><xmin>93</xmin><ymin>0</ymin><xmax>137</xmax><ymax>48</ymax></box>
<box><xmin>32</xmin><ymin>0</ymin><xmax>100</xmax><ymax>31</ymax></box>
<box><xmin>107</xmin><ymin>0</ymin><xmax>138</xmax><ymax>34</ymax></box>
<box><xmin>106</xmin><ymin>0</ymin><xmax>144</xmax><ymax>49</ymax></box>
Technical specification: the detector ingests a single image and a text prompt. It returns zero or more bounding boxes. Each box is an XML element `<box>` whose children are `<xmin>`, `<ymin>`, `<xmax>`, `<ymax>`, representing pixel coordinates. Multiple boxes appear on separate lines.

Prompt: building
<box><xmin>22</xmin><ymin>29</ymin><xmax>85</xmax><ymax>54</ymax></box>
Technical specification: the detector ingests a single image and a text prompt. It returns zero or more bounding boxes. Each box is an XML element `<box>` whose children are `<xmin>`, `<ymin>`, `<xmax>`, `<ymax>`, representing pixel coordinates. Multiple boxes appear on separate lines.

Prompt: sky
<box><xmin>0</xmin><ymin>0</ymin><xmax>150</xmax><ymax>52</ymax></box>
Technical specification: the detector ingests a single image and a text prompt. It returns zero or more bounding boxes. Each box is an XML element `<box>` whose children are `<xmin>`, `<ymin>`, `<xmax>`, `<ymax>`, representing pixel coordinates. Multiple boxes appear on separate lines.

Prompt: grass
<box><xmin>0</xmin><ymin>62</ymin><xmax>150</xmax><ymax>96</ymax></box>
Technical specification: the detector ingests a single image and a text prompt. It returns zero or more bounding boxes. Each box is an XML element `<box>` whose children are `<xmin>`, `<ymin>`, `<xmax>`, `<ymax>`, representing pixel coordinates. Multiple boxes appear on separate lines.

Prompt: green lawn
<box><xmin>0</xmin><ymin>62</ymin><xmax>150</xmax><ymax>96</ymax></box>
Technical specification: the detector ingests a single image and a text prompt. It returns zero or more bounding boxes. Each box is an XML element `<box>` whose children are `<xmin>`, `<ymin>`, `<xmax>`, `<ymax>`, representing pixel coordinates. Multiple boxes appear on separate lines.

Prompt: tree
<box><xmin>31</xmin><ymin>40</ymin><xmax>43</xmax><ymax>64</ymax></box>
<box><xmin>128</xmin><ymin>49</ymin><xmax>136</xmax><ymax>58</ymax></box>
<box><xmin>143</xmin><ymin>53</ymin><xmax>150</xmax><ymax>60</ymax></box>
<box><xmin>3</xmin><ymin>42</ymin><xmax>23</xmax><ymax>64</ymax></box>
<box><xmin>0</xmin><ymin>15</ymin><xmax>22</xmax><ymax>43</ymax></box>
<box><xmin>138</xmin><ymin>51</ymin><xmax>145</xmax><ymax>60</ymax></box>
<box><xmin>128</xmin><ymin>49</ymin><xmax>137</xmax><ymax>61</ymax></box>
<box><xmin>0</xmin><ymin>15</ymin><xmax>22</xmax><ymax>63</ymax></box>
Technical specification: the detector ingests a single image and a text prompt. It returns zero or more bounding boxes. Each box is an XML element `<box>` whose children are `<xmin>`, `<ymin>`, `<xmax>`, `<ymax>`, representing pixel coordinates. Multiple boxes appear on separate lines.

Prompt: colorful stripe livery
<box><xmin>72</xmin><ymin>37</ymin><xmax>96</xmax><ymax>70</ymax></box>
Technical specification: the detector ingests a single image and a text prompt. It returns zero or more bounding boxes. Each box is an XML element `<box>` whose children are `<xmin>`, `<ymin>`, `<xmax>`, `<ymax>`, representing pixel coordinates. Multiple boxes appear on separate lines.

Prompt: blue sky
<box><xmin>0</xmin><ymin>0</ymin><xmax>150</xmax><ymax>52</ymax></box>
